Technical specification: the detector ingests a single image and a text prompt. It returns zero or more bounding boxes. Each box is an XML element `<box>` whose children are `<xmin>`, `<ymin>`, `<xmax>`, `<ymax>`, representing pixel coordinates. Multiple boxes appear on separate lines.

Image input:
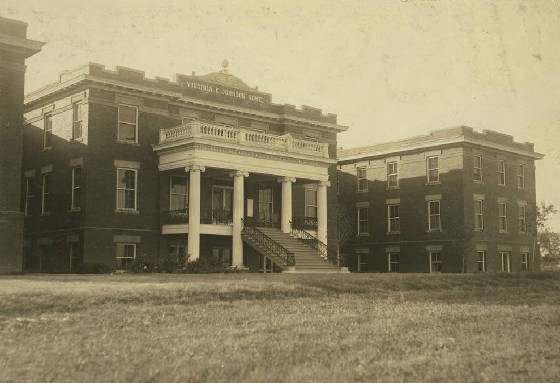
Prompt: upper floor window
<box><xmin>118</xmin><ymin>104</ymin><xmax>138</xmax><ymax>143</ymax></box>
<box><xmin>170</xmin><ymin>176</ymin><xmax>188</xmax><ymax>212</ymax></box>
<box><xmin>473</xmin><ymin>155</ymin><xmax>482</xmax><ymax>182</ymax></box>
<box><xmin>427</xmin><ymin>200</ymin><xmax>441</xmax><ymax>231</ymax></box>
<box><xmin>387</xmin><ymin>252</ymin><xmax>400</xmax><ymax>272</ymax></box>
<box><xmin>116</xmin><ymin>168</ymin><xmax>137</xmax><ymax>211</ymax></box>
<box><xmin>72</xmin><ymin>102</ymin><xmax>83</xmax><ymax>140</ymax></box>
<box><xmin>426</xmin><ymin>156</ymin><xmax>439</xmax><ymax>183</ymax></box>
<box><xmin>498</xmin><ymin>160</ymin><xmax>506</xmax><ymax>186</ymax></box>
<box><xmin>304</xmin><ymin>185</ymin><xmax>318</xmax><ymax>218</ymax></box>
<box><xmin>387</xmin><ymin>162</ymin><xmax>399</xmax><ymax>189</ymax></box>
<box><xmin>498</xmin><ymin>202</ymin><xmax>508</xmax><ymax>232</ymax></box>
<box><xmin>357</xmin><ymin>167</ymin><xmax>368</xmax><ymax>192</ymax></box>
<box><xmin>357</xmin><ymin>207</ymin><xmax>369</xmax><ymax>235</ymax></box>
<box><xmin>474</xmin><ymin>199</ymin><xmax>484</xmax><ymax>231</ymax></box>
<box><xmin>517</xmin><ymin>165</ymin><xmax>525</xmax><ymax>189</ymax></box>
<box><xmin>41</xmin><ymin>173</ymin><xmax>52</xmax><ymax>215</ymax></box>
<box><xmin>71</xmin><ymin>166</ymin><xmax>82</xmax><ymax>211</ymax></box>
<box><xmin>387</xmin><ymin>204</ymin><xmax>400</xmax><ymax>233</ymax></box>
<box><xmin>476</xmin><ymin>250</ymin><xmax>486</xmax><ymax>272</ymax></box>
<box><xmin>518</xmin><ymin>205</ymin><xmax>527</xmax><ymax>233</ymax></box>
<box><xmin>44</xmin><ymin>113</ymin><xmax>53</xmax><ymax>149</ymax></box>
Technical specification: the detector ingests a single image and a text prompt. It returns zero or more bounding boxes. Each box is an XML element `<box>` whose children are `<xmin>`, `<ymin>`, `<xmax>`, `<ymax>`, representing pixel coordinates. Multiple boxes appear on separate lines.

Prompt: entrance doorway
<box><xmin>212</xmin><ymin>185</ymin><xmax>233</xmax><ymax>223</ymax></box>
<box><xmin>258</xmin><ymin>187</ymin><xmax>273</xmax><ymax>224</ymax></box>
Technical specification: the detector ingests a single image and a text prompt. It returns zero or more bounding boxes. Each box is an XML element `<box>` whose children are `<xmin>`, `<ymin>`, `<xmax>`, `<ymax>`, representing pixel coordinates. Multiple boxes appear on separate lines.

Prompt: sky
<box><xmin>4</xmin><ymin>0</ymin><xmax>560</xmax><ymax>229</ymax></box>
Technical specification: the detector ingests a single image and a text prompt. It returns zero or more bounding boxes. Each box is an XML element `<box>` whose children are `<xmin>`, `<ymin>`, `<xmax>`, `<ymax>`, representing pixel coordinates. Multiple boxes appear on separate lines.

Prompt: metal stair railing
<box><xmin>241</xmin><ymin>219</ymin><xmax>295</xmax><ymax>267</ymax></box>
<box><xmin>290</xmin><ymin>220</ymin><xmax>338</xmax><ymax>266</ymax></box>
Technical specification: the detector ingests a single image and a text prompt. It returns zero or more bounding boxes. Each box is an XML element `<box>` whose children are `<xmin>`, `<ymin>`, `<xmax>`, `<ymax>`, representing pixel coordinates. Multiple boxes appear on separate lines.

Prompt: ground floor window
<box><xmin>476</xmin><ymin>250</ymin><xmax>486</xmax><ymax>272</ymax></box>
<box><xmin>69</xmin><ymin>242</ymin><xmax>83</xmax><ymax>272</ymax></box>
<box><xmin>116</xmin><ymin>243</ymin><xmax>136</xmax><ymax>270</ymax></box>
<box><xmin>387</xmin><ymin>252</ymin><xmax>400</xmax><ymax>272</ymax></box>
<box><xmin>499</xmin><ymin>251</ymin><xmax>511</xmax><ymax>272</ymax></box>
<box><xmin>429</xmin><ymin>251</ymin><xmax>442</xmax><ymax>273</ymax></box>
<box><xmin>212</xmin><ymin>247</ymin><xmax>232</xmax><ymax>267</ymax></box>
<box><xmin>357</xmin><ymin>253</ymin><xmax>368</xmax><ymax>272</ymax></box>
<box><xmin>169</xmin><ymin>245</ymin><xmax>186</xmax><ymax>266</ymax></box>
<box><xmin>521</xmin><ymin>252</ymin><xmax>529</xmax><ymax>271</ymax></box>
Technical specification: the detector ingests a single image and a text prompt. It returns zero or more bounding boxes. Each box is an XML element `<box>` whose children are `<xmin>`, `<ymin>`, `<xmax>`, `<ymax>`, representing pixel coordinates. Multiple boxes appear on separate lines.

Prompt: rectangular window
<box><xmin>41</xmin><ymin>173</ymin><xmax>51</xmax><ymax>214</ymax></box>
<box><xmin>169</xmin><ymin>245</ymin><xmax>187</xmax><ymax>266</ymax></box>
<box><xmin>357</xmin><ymin>167</ymin><xmax>368</xmax><ymax>192</ymax></box>
<box><xmin>429</xmin><ymin>251</ymin><xmax>442</xmax><ymax>273</ymax></box>
<box><xmin>473</xmin><ymin>155</ymin><xmax>482</xmax><ymax>182</ymax></box>
<box><xmin>69</xmin><ymin>242</ymin><xmax>82</xmax><ymax>272</ymax></box>
<box><xmin>387</xmin><ymin>204</ymin><xmax>400</xmax><ymax>233</ymax></box>
<box><xmin>116</xmin><ymin>243</ymin><xmax>136</xmax><ymax>270</ymax></box>
<box><xmin>387</xmin><ymin>162</ymin><xmax>399</xmax><ymax>189</ymax></box>
<box><xmin>44</xmin><ymin>113</ymin><xmax>53</xmax><ymax>149</ymax></box>
<box><xmin>212</xmin><ymin>247</ymin><xmax>232</xmax><ymax>268</ymax></box>
<box><xmin>357</xmin><ymin>254</ymin><xmax>368</xmax><ymax>272</ymax></box>
<box><xmin>499</xmin><ymin>251</ymin><xmax>511</xmax><ymax>272</ymax></box>
<box><xmin>118</xmin><ymin>104</ymin><xmax>138</xmax><ymax>143</ymax></box>
<box><xmin>498</xmin><ymin>202</ymin><xmax>508</xmax><ymax>232</ymax></box>
<box><xmin>476</xmin><ymin>250</ymin><xmax>486</xmax><ymax>272</ymax></box>
<box><xmin>517</xmin><ymin>165</ymin><xmax>525</xmax><ymax>189</ymax></box>
<box><xmin>116</xmin><ymin>168</ymin><xmax>137</xmax><ymax>210</ymax></box>
<box><xmin>388</xmin><ymin>252</ymin><xmax>400</xmax><ymax>272</ymax></box>
<box><xmin>498</xmin><ymin>160</ymin><xmax>506</xmax><ymax>186</ymax></box>
<box><xmin>304</xmin><ymin>185</ymin><xmax>318</xmax><ymax>218</ymax></box>
<box><xmin>24</xmin><ymin>176</ymin><xmax>34</xmax><ymax>217</ymax></box>
<box><xmin>71</xmin><ymin>166</ymin><xmax>82</xmax><ymax>210</ymax></box>
<box><xmin>518</xmin><ymin>205</ymin><xmax>527</xmax><ymax>233</ymax></box>
<box><xmin>357</xmin><ymin>207</ymin><xmax>369</xmax><ymax>235</ymax></box>
<box><xmin>474</xmin><ymin>199</ymin><xmax>484</xmax><ymax>231</ymax></box>
<box><xmin>72</xmin><ymin>102</ymin><xmax>83</xmax><ymax>140</ymax></box>
<box><xmin>427</xmin><ymin>156</ymin><xmax>439</xmax><ymax>183</ymax></box>
<box><xmin>427</xmin><ymin>200</ymin><xmax>441</xmax><ymax>231</ymax></box>
<box><xmin>169</xmin><ymin>176</ymin><xmax>188</xmax><ymax>212</ymax></box>
<box><xmin>521</xmin><ymin>252</ymin><xmax>529</xmax><ymax>271</ymax></box>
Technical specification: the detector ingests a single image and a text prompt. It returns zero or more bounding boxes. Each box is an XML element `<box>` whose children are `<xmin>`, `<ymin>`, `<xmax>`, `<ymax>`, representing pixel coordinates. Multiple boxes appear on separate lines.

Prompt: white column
<box><xmin>278</xmin><ymin>177</ymin><xmax>296</xmax><ymax>233</ymax></box>
<box><xmin>317</xmin><ymin>180</ymin><xmax>330</xmax><ymax>246</ymax></box>
<box><xmin>187</xmin><ymin>165</ymin><xmax>204</xmax><ymax>261</ymax></box>
<box><xmin>231</xmin><ymin>170</ymin><xmax>249</xmax><ymax>267</ymax></box>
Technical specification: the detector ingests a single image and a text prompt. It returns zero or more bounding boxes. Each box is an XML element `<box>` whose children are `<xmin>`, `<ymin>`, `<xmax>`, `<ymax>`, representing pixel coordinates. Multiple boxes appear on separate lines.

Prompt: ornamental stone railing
<box><xmin>159</xmin><ymin>120</ymin><xmax>329</xmax><ymax>158</ymax></box>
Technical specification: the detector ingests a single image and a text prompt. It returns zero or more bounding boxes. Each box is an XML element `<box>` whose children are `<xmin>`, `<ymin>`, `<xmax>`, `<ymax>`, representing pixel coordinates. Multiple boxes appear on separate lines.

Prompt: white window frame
<box><xmin>429</xmin><ymin>251</ymin><xmax>442</xmax><ymax>273</ymax></box>
<box><xmin>426</xmin><ymin>156</ymin><xmax>439</xmax><ymax>183</ymax></box>
<box><xmin>427</xmin><ymin>200</ymin><xmax>441</xmax><ymax>231</ymax></box>
<box><xmin>41</xmin><ymin>173</ymin><xmax>51</xmax><ymax>215</ymax></box>
<box><xmin>476</xmin><ymin>250</ymin><xmax>486</xmax><ymax>272</ymax></box>
<box><xmin>517</xmin><ymin>165</ymin><xmax>525</xmax><ymax>189</ymax></box>
<box><xmin>521</xmin><ymin>252</ymin><xmax>529</xmax><ymax>271</ymax></box>
<box><xmin>357</xmin><ymin>167</ymin><xmax>368</xmax><ymax>192</ymax></box>
<box><xmin>71</xmin><ymin>166</ymin><xmax>82</xmax><ymax>211</ymax></box>
<box><xmin>169</xmin><ymin>175</ymin><xmax>188</xmax><ymax>212</ymax></box>
<box><xmin>387</xmin><ymin>204</ymin><xmax>400</xmax><ymax>233</ymax></box>
<box><xmin>117</xmin><ymin>104</ymin><xmax>139</xmax><ymax>144</ymax></box>
<box><xmin>357</xmin><ymin>253</ymin><xmax>368</xmax><ymax>272</ymax></box>
<box><xmin>304</xmin><ymin>184</ymin><xmax>318</xmax><ymax>218</ymax></box>
<box><xmin>498</xmin><ymin>202</ymin><xmax>508</xmax><ymax>233</ymax></box>
<box><xmin>473</xmin><ymin>155</ymin><xmax>482</xmax><ymax>182</ymax></box>
<box><xmin>357</xmin><ymin>207</ymin><xmax>369</xmax><ymax>236</ymax></box>
<box><xmin>43</xmin><ymin>113</ymin><xmax>53</xmax><ymax>149</ymax></box>
<box><xmin>499</xmin><ymin>251</ymin><xmax>511</xmax><ymax>272</ymax></box>
<box><xmin>24</xmin><ymin>176</ymin><xmax>34</xmax><ymax>217</ymax></box>
<box><xmin>72</xmin><ymin>102</ymin><xmax>83</xmax><ymax>140</ymax></box>
<box><xmin>498</xmin><ymin>160</ymin><xmax>506</xmax><ymax>186</ymax></box>
<box><xmin>388</xmin><ymin>252</ymin><xmax>400</xmax><ymax>272</ymax></box>
<box><xmin>474</xmin><ymin>199</ymin><xmax>484</xmax><ymax>231</ymax></box>
<box><xmin>518</xmin><ymin>205</ymin><xmax>527</xmax><ymax>233</ymax></box>
<box><xmin>116</xmin><ymin>243</ymin><xmax>136</xmax><ymax>270</ymax></box>
<box><xmin>116</xmin><ymin>168</ymin><xmax>138</xmax><ymax>211</ymax></box>
<box><xmin>387</xmin><ymin>161</ymin><xmax>399</xmax><ymax>189</ymax></box>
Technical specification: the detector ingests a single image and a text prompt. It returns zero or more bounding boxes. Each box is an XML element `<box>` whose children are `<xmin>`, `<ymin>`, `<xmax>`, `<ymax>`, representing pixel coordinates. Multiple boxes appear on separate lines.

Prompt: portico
<box><xmin>154</xmin><ymin>119</ymin><xmax>335</xmax><ymax>266</ymax></box>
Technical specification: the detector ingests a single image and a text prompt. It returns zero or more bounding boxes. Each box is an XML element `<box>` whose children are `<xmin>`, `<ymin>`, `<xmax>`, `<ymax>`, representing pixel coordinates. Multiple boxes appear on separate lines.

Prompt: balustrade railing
<box><xmin>161</xmin><ymin>209</ymin><xmax>189</xmax><ymax>225</ymax></box>
<box><xmin>241</xmin><ymin>219</ymin><xmax>295</xmax><ymax>267</ymax></box>
<box><xmin>159</xmin><ymin>120</ymin><xmax>329</xmax><ymax>158</ymax></box>
<box><xmin>291</xmin><ymin>216</ymin><xmax>318</xmax><ymax>230</ymax></box>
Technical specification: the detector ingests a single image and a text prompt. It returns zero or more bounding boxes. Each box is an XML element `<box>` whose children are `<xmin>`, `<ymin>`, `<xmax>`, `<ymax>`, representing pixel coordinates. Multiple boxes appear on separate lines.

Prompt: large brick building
<box><xmin>21</xmin><ymin>62</ymin><xmax>347</xmax><ymax>273</ymax></box>
<box><xmin>0</xmin><ymin>17</ymin><xmax>43</xmax><ymax>273</ymax></box>
<box><xmin>338</xmin><ymin>127</ymin><xmax>543</xmax><ymax>273</ymax></box>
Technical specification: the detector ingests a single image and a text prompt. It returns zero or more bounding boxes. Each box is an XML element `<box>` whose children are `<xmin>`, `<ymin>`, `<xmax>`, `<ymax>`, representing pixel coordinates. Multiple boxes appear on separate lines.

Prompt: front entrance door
<box><xmin>258</xmin><ymin>187</ymin><xmax>273</xmax><ymax>224</ymax></box>
<box><xmin>212</xmin><ymin>186</ymin><xmax>233</xmax><ymax>223</ymax></box>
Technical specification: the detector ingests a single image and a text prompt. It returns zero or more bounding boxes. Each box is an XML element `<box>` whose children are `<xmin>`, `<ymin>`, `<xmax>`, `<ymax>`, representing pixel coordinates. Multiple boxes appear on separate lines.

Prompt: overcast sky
<box><xmin>4</xmin><ymin>0</ymin><xmax>560</xmax><ymax>229</ymax></box>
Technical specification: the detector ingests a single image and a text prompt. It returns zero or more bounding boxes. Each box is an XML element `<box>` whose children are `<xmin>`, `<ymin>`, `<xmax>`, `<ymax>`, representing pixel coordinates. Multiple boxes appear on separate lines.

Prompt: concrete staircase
<box><xmin>256</xmin><ymin>227</ymin><xmax>344</xmax><ymax>273</ymax></box>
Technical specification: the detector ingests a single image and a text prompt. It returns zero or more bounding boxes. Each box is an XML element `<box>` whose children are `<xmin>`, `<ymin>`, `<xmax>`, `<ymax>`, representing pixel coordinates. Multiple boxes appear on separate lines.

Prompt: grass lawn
<box><xmin>1</xmin><ymin>273</ymin><xmax>560</xmax><ymax>382</ymax></box>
